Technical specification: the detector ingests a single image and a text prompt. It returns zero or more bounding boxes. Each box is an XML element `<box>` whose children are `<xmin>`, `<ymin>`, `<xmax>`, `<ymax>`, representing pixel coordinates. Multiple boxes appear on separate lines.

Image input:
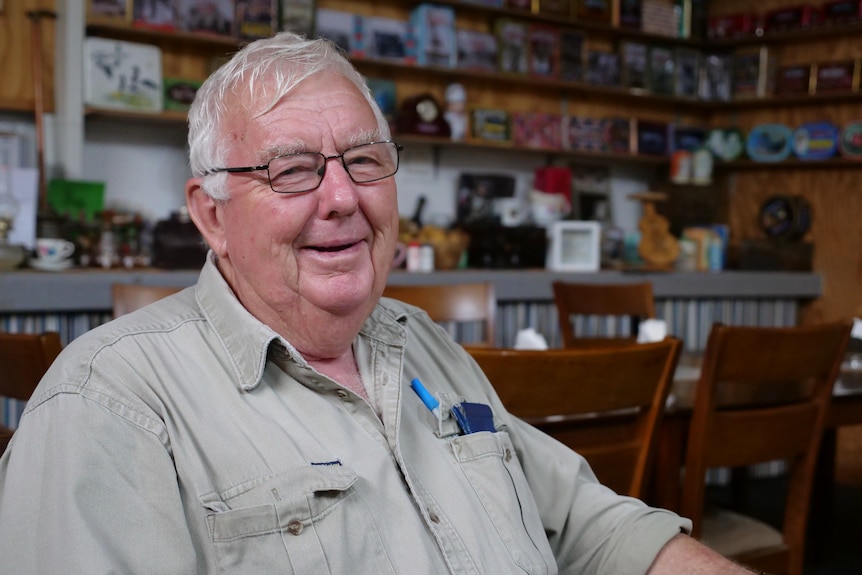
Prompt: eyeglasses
<box><xmin>206</xmin><ymin>140</ymin><xmax>403</xmax><ymax>194</ymax></box>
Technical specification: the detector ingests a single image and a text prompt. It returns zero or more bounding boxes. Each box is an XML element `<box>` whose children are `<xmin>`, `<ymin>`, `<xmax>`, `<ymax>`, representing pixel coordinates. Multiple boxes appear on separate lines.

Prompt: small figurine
<box><xmin>444</xmin><ymin>83</ymin><xmax>467</xmax><ymax>141</ymax></box>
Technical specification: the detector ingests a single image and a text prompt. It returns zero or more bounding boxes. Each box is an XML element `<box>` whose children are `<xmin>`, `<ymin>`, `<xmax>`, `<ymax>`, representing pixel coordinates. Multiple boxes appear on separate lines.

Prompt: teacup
<box><xmin>35</xmin><ymin>238</ymin><xmax>76</xmax><ymax>263</ymax></box>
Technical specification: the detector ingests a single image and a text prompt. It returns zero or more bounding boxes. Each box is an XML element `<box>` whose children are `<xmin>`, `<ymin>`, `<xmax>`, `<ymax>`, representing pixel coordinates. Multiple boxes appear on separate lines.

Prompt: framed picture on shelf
<box><xmin>813</xmin><ymin>60</ymin><xmax>860</xmax><ymax>94</ymax></box>
<box><xmin>619</xmin><ymin>41</ymin><xmax>648</xmax><ymax>91</ymax></box>
<box><xmin>527</xmin><ymin>24</ymin><xmax>560</xmax><ymax>78</ymax></box>
<box><xmin>471</xmin><ymin>108</ymin><xmax>511</xmax><ymax>143</ymax></box>
<box><xmin>84</xmin><ymin>37</ymin><xmax>163</xmax><ymax>113</ymax></box>
<box><xmin>647</xmin><ymin>46</ymin><xmax>675</xmax><ymax>95</ymax></box>
<box><xmin>732</xmin><ymin>46</ymin><xmax>775</xmax><ymax>99</ymax></box>
<box><xmin>280</xmin><ymin>0</ymin><xmax>316</xmax><ymax>37</ymax></box>
<box><xmin>177</xmin><ymin>0</ymin><xmax>235</xmax><ymax>36</ymax></box>
<box><xmin>559</xmin><ymin>29</ymin><xmax>586</xmax><ymax>82</ymax></box>
<box><xmin>587</xmin><ymin>49</ymin><xmax>620</xmax><ymax>87</ymax></box>
<box><xmin>674</xmin><ymin>48</ymin><xmax>701</xmax><ymax>98</ymax></box>
<box><xmin>775</xmin><ymin>64</ymin><xmax>814</xmax><ymax>95</ymax></box>
<box><xmin>457</xmin><ymin>29</ymin><xmax>498</xmax><ymax>72</ymax></box>
<box><xmin>132</xmin><ymin>0</ymin><xmax>176</xmax><ymax>30</ymax></box>
<box><xmin>699</xmin><ymin>53</ymin><xmax>732</xmax><ymax>101</ymax></box>
<box><xmin>495</xmin><ymin>18</ymin><xmax>528</xmax><ymax>74</ymax></box>
<box><xmin>547</xmin><ymin>220</ymin><xmax>602</xmax><ymax>272</ymax></box>
<box><xmin>87</xmin><ymin>0</ymin><xmax>131</xmax><ymax>25</ymax></box>
<box><xmin>364</xmin><ymin>16</ymin><xmax>410</xmax><ymax>62</ymax></box>
<box><xmin>236</xmin><ymin>0</ymin><xmax>278</xmax><ymax>41</ymax></box>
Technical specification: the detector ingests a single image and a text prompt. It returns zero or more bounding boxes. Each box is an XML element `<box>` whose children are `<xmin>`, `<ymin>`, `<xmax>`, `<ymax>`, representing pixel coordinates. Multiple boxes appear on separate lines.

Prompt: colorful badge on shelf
<box><xmin>839</xmin><ymin>122</ymin><xmax>862</xmax><ymax>160</ymax></box>
<box><xmin>746</xmin><ymin>124</ymin><xmax>793</xmax><ymax>163</ymax></box>
<box><xmin>792</xmin><ymin>122</ymin><xmax>840</xmax><ymax>160</ymax></box>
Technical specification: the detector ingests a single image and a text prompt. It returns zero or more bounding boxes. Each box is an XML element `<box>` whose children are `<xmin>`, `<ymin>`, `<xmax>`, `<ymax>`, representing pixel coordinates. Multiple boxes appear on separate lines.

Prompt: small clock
<box><xmin>397</xmin><ymin>93</ymin><xmax>451</xmax><ymax>137</ymax></box>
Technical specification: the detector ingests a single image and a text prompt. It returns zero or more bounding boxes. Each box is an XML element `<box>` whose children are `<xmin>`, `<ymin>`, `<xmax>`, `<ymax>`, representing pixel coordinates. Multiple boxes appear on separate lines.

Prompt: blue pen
<box><xmin>410</xmin><ymin>378</ymin><xmax>441</xmax><ymax>418</ymax></box>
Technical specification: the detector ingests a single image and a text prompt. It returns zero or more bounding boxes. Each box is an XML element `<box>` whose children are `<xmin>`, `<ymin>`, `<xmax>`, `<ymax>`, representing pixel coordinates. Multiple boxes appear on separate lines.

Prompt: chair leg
<box><xmin>729</xmin><ymin>465</ymin><xmax>750</xmax><ymax>510</ymax></box>
<box><xmin>807</xmin><ymin>428</ymin><xmax>838</xmax><ymax>563</ymax></box>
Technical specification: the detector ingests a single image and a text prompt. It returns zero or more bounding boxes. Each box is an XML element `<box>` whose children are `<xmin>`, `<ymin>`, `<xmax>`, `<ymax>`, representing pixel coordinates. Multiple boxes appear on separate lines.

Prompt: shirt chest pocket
<box><xmin>451</xmin><ymin>431</ymin><xmax>556</xmax><ymax>575</ymax></box>
<box><xmin>205</xmin><ymin>465</ymin><xmax>396</xmax><ymax>575</ymax></box>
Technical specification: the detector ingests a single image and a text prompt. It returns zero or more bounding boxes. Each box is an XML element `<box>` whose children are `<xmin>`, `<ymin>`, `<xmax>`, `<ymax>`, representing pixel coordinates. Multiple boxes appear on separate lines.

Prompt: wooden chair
<box><xmin>0</xmin><ymin>331</ymin><xmax>63</xmax><ymax>454</ymax></box>
<box><xmin>679</xmin><ymin>321</ymin><xmax>852</xmax><ymax>575</ymax></box>
<box><xmin>383</xmin><ymin>282</ymin><xmax>497</xmax><ymax>346</ymax></box>
<box><xmin>111</xmin><ymin>283</ymin><xmax>184</xmax><ymax>317</ymax></box>
<box><xmin>552</xmin><ymin>280</ymin><xmax>656</xmax><ymax>348</ymax></box>
<box><xmin>467</xmin><ymin>337</ymin><xmax>682</xmax><ymax>498</ymax></box>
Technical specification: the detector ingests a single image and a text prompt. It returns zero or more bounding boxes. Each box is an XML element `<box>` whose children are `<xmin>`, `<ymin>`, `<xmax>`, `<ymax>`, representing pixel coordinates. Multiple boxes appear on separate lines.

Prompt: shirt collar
<box><xmin>195</xmin><ymin>252</ymin><xmax>409</xmax><ymax>391</ymax></box>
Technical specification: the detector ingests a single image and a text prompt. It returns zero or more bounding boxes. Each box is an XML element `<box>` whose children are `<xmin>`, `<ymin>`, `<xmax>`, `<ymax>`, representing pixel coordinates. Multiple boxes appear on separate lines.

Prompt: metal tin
<box><xmin>792</xmin><ymin>121</ymin><xmax>840</xmax><ymax>160</ymax></box>
<box><xmin>746</xmin><ymin>124</ymin><xmax>793</xmax><ymax>163</ymax></box>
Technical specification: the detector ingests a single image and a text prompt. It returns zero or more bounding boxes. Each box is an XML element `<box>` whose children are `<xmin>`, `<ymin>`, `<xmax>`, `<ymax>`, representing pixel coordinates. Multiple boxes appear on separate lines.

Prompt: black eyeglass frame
<box><xmin>204</xmin><ymin>140</ymin><xmax>403</xmax><ymax>194</ymax></box>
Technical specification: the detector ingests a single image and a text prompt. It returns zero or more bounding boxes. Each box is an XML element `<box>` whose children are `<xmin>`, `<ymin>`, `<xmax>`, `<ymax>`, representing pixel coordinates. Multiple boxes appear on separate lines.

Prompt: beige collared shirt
<box><xmin>0</xmin><ymin>255</ymin><xmax>690</xmax><ymax>574</ymax></box>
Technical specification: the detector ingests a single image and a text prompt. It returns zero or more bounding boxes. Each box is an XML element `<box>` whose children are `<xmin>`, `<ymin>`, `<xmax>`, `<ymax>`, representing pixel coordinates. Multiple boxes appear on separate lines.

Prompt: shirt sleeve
<box><xmin>0</xmin><ymin>391</ymin><xmax>198</xmax><ymax>573</ymax></box>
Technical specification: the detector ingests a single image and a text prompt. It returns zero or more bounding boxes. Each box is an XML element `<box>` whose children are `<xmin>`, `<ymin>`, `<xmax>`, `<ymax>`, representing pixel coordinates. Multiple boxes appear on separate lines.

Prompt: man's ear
<box><xmin>186</xmin><ymin>178</ymin><xmax>228</xmax><ymax>258</ymax></box>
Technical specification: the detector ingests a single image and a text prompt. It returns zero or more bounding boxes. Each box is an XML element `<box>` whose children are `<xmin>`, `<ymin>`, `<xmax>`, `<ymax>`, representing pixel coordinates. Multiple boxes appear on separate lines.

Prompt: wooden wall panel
<box><xmin>702</xmin><ymin>3</ymin><xmax>862</xmax><ymax>324</ymax></box>
<box><xmin>0</xmin><ymin>0</ymin><xmax>55</xmax><ymax>112</ymax></box>
<box><xmin>728</xmin><ymin>169</ymin><xmax>862</xmax><ymax>324</ymax></box>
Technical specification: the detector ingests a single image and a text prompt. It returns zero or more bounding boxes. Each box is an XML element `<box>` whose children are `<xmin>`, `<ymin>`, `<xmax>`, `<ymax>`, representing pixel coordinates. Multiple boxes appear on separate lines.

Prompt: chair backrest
<box><xmin>0</xmin><ymin>331</ymin><xmax>63</xmax><ymax>453</ymax></box>
<box><xmin>111</xmin><ymin>283</ymin><xmax>184</xmax><ymax>317</ymax></box>
<box><xmin>680</xmin><ymin>321</ymin><xmax>852</xmax><ymax>575</ymax></box>
<box><xmin>468</xmin><ymin>337</ymin><xmax>682</xmax><ymax>498</ymax></box>
<box><xmin>383</xmin><ymin>282</ymin><xmax>497</xmax><ymax>346</ymax></box>
<box><xmin>552</xmin><ymin>280</ymin><xmax>656</xmax><ymax>348</ymax></box>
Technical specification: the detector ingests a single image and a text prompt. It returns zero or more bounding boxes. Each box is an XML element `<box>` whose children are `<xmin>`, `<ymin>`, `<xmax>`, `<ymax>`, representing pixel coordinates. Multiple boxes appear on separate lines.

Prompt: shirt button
<box><xmin>287</xmin><ymin>520</ymin><xmax>303</xmax><ymax>535</ymax></box>
<box><xmin>429</xmin><ymin>512</ymin><xmax>440</xmax><ymax>524</ymax></box>
<box><xmin>336</xmin><ymin>389</ymin><xmax>349</xmax><ymax>400</ymax></box>
<box><xmin>505</xmin><ymin>449</ymin><xmax>512</xmax><ymax>462</ymax></box>
<box><xmin>381</xmin><ymin>374</ymin><xmax>388</xmax><ymax>385</ymax></box>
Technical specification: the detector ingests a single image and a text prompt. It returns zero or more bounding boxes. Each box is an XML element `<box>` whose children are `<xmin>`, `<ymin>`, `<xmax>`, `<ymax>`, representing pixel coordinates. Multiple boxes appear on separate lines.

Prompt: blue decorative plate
<box><xmin>746</xmin><ymin>124</ymin><xmax>793</xmax><ymax>162</ymax></box>
<box><xmin>792</xmin><ymin>121</ymin><xmax>840</xmax><ymax>160</ymax></box>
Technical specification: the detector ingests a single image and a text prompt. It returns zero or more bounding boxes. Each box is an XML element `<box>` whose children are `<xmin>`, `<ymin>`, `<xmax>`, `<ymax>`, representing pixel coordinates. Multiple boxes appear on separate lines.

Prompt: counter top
<box><xmin>0</xmin><ymin>267</ymin><xmax>823</xmax><ymax>313</ymax></box>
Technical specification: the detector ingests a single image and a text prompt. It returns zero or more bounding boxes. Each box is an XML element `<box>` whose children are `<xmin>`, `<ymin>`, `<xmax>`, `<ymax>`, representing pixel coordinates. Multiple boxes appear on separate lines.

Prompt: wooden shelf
<box><xmin>396</xmin><ymin>0</ymin><xmax>704</xmax><ymax>47</ymax></box>
<box><xmin>719</xmin><ymin>158</ymin><xmax>862</xmax><ymax>170</ymax></box>
<box><xmin>397</xmin><ymin>134</ymin><xmax>669</xmax><ymax>165</ymax></box>
<box><xmin>707</xmin><ymin>91</ymin><xmax>862</xmax><ymax>110</ymax></box>
<box><xmin>353</xmin><ymin>57</ymin><xmax>705</xmax><ymax>110</ymax></box>
<box><xmin>84</xmin><ymin>106</ymin><xmax>189</xmax><ymax>124</ymax></box>
<box><xmin>85</xmin><ymin>23</ymin><xmax>240</xmax><ymax>49</ymax></box>
<box><xmin>707</xmin><ymin>21</ymin><xmax>862</xmax><ymax>48</ymax></box>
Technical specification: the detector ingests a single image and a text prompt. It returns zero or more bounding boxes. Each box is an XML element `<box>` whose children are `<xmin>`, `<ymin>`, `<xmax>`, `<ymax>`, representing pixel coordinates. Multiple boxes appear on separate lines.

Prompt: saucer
<box><xmin>28</xmin><ymin>258</ymin><xmax>74</xmax><ymax>272</ymax></box>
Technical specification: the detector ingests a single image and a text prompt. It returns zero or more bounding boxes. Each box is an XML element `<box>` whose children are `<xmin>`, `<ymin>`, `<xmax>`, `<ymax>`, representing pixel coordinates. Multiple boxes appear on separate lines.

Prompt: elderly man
<box><xmin>0</xmin><ymin>32</ymin><xmax>754</xmax><ymax>574</ymax></box>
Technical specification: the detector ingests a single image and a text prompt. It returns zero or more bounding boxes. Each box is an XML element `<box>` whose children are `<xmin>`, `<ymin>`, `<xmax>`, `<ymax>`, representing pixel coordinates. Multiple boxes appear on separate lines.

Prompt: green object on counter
<box><xmin>47</xmin><ymin>179</ymin><xmax>105</xmax><ymax>221</ymax></box>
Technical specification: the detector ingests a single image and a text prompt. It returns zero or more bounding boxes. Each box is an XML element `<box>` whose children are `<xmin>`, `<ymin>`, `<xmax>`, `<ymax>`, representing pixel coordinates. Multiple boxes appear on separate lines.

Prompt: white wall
<box><xmin>3</xmin><ymin>113</ymin><xmax>653</xmax><ymax>233</ymax></box>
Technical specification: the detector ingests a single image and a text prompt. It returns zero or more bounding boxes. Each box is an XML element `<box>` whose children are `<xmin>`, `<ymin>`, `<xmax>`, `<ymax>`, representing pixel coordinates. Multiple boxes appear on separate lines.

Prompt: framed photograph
<box><xmin>813</xmin><ymin>60</ymin><xmax>860</xmax><ymax>94</ymax></box>
<box><xmin>84</xmin><ymin>37</ymin><xmax>163</xmax><ymax>113</ymax></box>
<box><xmin>471</xmin><ymin>108</ymin><xmax>511</xmax><ymax>142</ymax></box>
<box><xmin>559</xmin><ymin>29</ymin><xmax>586</xmax><ymax>82</ymax></box>
<box><xmin>281</xmin><ymin>0</ymin><xmax>316</xmax><ymax>37</ymax></box>
<box><xmin>457</xmin><ymin>29</ymin><xmax>498</xmax><ymax>72</ymax></box>
<box><xmin>177</xmin><ymin>0</ymin><xmax>235</xmax><ymax>37</ymax></box>
<box><xmin>236</xmin><ymin>0</ymin><xmax>278</xmax><ymax>41</ymax></box>
<box><xmin>647</xmin><ymin>46</ymin><xmax>675</xmax><ymax>95</ymax></box>
<box><xmin>132</xmin><ymin>0</ymin><xmax>176</xmax><ymax>30</ymax></box>
<box><xmin>698</xmin><ymin>53</ymin><xmax>732</xmax><ymax>101</ymax></box>
<box><xmin>527</xmin><ymin>23</ymin><xmax>559</xmax><ymax>78</ymax></box>
<box><xmin>494</xmin><ymin>18</ymin><xmax>528</xmax><ymax>74</ymax></box>
<box><xmin>732</xmin><ymin>46</ymin><xmax>775</xmax><ymax>99</ymax></box>
<box><xmin>619</xmin><ymin>41</ymin><xmax>648</xmax><ymax>91</ymax></box>
<box><xmin>547</xmin><ymin>220</ymin><xmax>602</xmax><ymax>272</ymax></box>
<box><xmin>87</xmin><ymin>0</ymin><xmax>131</xmax><ymax>25</ymax></box>
<box><xmin>775</xmin><ymin>64</ymin><xmax>814</xmax><ymax>95</ymax></box>
<box><xmin>315</xmin><ymin>8</ymin><xmax>364</xmax><ymax>58</ymax></box>
<box><xmin>674</xmin><ymin>48</ymin><xmax>701</xmax><ymax>99</ymax></box>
